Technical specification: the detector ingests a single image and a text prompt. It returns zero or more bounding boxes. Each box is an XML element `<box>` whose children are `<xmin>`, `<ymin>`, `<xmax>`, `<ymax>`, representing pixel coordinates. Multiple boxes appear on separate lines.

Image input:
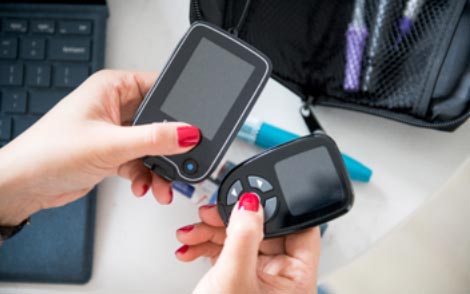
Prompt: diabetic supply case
<box><xmin>190</xmin><ymin>0</ymin><xmax>470</xmax><ymax>131</ymax></box>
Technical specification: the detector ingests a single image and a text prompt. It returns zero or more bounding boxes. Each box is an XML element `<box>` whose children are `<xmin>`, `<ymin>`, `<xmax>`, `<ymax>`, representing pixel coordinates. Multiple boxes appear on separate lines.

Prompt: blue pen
<box><xmin>238</xmin><ymin>117</ymin><xmax>373</xmax><ymax>182</ymax></box>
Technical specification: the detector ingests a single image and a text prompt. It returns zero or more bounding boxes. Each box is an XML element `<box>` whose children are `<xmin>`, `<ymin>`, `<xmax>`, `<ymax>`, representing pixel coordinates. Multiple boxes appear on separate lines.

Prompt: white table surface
<box><xmin>2</xmin><ymin>1</ymin><xmax>470</xmax><ymax>293</ymax></box>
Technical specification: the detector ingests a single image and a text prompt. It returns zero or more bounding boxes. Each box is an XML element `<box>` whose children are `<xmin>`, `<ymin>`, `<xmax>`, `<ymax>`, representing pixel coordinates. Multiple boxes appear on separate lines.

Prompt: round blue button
<box><xmin>183</xmin><ymin>159</ymin><xmax>198</xmax><ymax>175</ymax></box>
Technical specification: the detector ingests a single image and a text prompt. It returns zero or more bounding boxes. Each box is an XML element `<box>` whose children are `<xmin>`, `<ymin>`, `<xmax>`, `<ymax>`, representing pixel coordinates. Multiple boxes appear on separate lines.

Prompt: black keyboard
<box><xmin>0</xmin><ymin>2</ymin><xmax>107</xmax><ymax>284</ymax></box>
<box><xmin>0</xmin><ymin>5</ymin><xmax>107</xmax><ymax>147</ymax></box>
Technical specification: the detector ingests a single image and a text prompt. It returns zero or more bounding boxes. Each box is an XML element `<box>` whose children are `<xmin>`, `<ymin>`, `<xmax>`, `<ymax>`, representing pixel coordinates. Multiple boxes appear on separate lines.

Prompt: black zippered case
<box><xmin>190</xmin><ymin>0</ymin><xmax>470</xmax><ymax>131</ymax></box>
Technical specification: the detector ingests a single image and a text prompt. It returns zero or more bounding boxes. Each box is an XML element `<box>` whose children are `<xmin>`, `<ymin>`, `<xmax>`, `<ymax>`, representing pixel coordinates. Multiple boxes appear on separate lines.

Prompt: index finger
<box><xmin>198</xmin><ymin>204</ymin><xmax>225</xmax><ymax>227</ymax></box>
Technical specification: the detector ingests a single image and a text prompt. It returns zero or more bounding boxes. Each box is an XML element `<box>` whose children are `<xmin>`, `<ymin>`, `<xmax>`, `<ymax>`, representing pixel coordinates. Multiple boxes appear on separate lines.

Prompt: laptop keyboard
<box><xmin>0</xmin><ymin>17</ymin><xmax>95</xmax><ymax>147</ymax></box>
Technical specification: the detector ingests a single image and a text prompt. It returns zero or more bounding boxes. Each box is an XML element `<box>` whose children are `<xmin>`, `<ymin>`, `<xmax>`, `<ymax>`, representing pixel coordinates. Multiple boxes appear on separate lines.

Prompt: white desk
<box><xmin>2</xmin><ymin>1</ymin><xmax>469</xmax><ymax>293</ymax></box>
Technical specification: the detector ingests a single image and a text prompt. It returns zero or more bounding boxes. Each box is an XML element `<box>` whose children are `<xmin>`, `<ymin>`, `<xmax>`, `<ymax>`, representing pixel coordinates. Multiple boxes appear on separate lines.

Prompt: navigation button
<box><xmin>248</xmin><ymin>176</ymin><xmax>273</xmax><ymax>193</ymax></box>
<box><xmin>264</xmin><ymin>197</ymin><xmax>277</xmax><ymax>222</ymax></box>
<box><xmin>227</xmin><ymin>180</ymin><xmax>242</xmax><ymax>205</ymax></box>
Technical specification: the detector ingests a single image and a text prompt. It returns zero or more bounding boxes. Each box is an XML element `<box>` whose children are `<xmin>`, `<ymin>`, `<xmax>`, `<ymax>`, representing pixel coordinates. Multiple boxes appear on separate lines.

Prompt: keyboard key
<box><xmin>0</xmin><ymin>117</ymin><xmax>12</xmax><ymax>141</ymax></box>
<box><xmin>26</xmin><ymin>64</ymin><xmax>51</xmax><ymax>87</ymax></box>
<box><xmin>3</xmin><ymin>19</ymin><xmax>28</xmax><ymax>33</ymax></box>
<box><xmin>58</xmin><ymin>20</ymin><xmax>92</xmax><ymax>35</ymax></box>
<box><xmin>0</xmin><ymin>64</ymin><xmax>23</xmax><ymax>86</ymax></box>
<box><xmin>31</xmin><ymin>20</ymin><xmax>55</xmax><ymax>34</ymax></box>
<box><xmin>29</xmin><ymin>90</ymin><xmax>67</xmax><ymax>114</ymax></box>
<box><xmin>13</xmin><ymin>116</ymin><xmax>39</xmax><ymax>138</ymax></box>
<box><xmin>1</xmin><ymin>90</ymin><xmax>27</xmax><ymax>113</ymax></box>
<box><xmin>53</xmin><ymin>64</ymin><xmax>89</xmax><ymax>88</ymax></box>
<box><xmin>0</xmin><ymin>38</ymin><xmax>18</xmax><ymax>59</ymax></box>
<box><xmin>21</xmin><ymin>38</ymin><xmax>46</xmax><ymax>60</ymax></box>
<box><xmin>49</xmin><ymin>39</ymin><xmax>90</xmax><ymax>61</ymax></box>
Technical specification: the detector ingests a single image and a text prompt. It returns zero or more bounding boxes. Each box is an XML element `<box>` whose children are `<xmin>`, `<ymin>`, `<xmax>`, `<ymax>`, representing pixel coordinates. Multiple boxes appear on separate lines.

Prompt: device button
<box><xmin>227</xmin><ymin>180</ymin><xmax>243</xmax><ymax>205</ymax></box>
<box><xmin>182</xmin><ymin>158</ymin><xmax>198</xmax><ymax>175</ymax></box>
<box><xmin>264</xmin><ymin>197</ymin><xmax>277</xmax><ymax>223</ymax></box>
<box><xmin>248</xmin><ymin>176</ymin><xmax>273</xmax><ymax>193</ymax></box>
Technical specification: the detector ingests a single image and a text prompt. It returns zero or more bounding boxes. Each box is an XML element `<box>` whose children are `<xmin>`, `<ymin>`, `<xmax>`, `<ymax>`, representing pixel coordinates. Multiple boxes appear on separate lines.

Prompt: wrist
<box><xmin>0</xmin><ymin>147</ymin><xmax>42</xmax><ymax>226</ymax></box>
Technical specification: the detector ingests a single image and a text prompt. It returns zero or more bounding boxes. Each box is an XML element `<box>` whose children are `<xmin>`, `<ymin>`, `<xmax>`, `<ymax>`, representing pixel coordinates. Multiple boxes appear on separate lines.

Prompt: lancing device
<box><xmin>238</xmin><ymin>117</ymin><xmax>372</xmax><ymax>182</ymax></box>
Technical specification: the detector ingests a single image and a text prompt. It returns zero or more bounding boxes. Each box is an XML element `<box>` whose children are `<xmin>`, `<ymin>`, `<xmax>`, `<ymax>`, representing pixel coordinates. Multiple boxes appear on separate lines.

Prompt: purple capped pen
<box><xmin>396</xmin><ymin>0</ymin><xmax>426</xmax><ymax>47</ymax></box>
<box><xmin>344</xmin><ymin>0</ymin><xmax>368</xmax><ymax>92</ymax></box>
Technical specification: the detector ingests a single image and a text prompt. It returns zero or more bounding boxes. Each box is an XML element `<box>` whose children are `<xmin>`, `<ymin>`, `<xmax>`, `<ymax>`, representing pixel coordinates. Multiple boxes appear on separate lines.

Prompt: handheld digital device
<box><xmin>133</xmin><ymin>22</ymin><xmax>272</xmax><ymax>183</ymax></box>
<box><xmin>217</xmin><ymin>133</ymin><xmax>354</xmax><ymax>238</ymax></box>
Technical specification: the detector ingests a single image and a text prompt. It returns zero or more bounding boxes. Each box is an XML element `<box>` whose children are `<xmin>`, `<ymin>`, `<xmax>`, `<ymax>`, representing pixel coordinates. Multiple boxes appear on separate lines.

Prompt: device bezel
<box><xmin>132</xmin><ymin>22</ymin><xmax>271</xmax><ymax>182</ymax></box>
<box><xmin>217</xmin><ymin>134</ymin><xmax>354</xmax><ymax>238</ymax></box>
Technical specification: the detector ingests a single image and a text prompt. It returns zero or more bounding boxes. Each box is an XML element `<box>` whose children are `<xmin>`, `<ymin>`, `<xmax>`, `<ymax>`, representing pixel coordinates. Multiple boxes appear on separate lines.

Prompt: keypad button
<box><xmin>26</xmin><ymin>64</ymin><xmax>51</xmax><ymax>87</ymax></box>
<box><xmin>13</xmin><ymin>116</ymin><xmax>39</xmax><ymax>138</ymax></box>
<box><xmin>264</xmin><ymin>197</ymin><xmax>278</xmax><ymax>223</ymax></box>
<box><xmin>182</xmin><ymin>158</ymin><xmax>198</xmax><ymax>175</ymax></box>
<box><xmin>227</xmin><ymin>180</ymin><xmax>243</xmax><ymax>205</ymax></box>
<box><xmin>31</xmin><ymin>20</ymin><xmax>55</xmax><ymax>34</ymax></box>
<box><xmin>248</xmin><ymin>176</ymin><xmax>273</xmax><ymax>193</ymax></box>
<box><xmin>0</xmin><ymin>117</ymin><xmax>12</xmax><ymax>141</ymax></box>
<box><xmin>0</xmin><ymin>38</ymin><xmax>18</xmax><ymax>59</ymax></box>
<box><xmin>29</xmin><ymin>90</ymin><xmax>67</xmax><ymax>114</ymax></box>
<box><xmin>0</xmin><ymin>64</ymin><xmax>23</xmax><ymax>86</ymax></box>
<box><xmin>53</xmin><ymin>64</ymin><xmax>89</xmax><ymax>88</ymax></box>
<box><xmin>49</xmin><ymin>39</ymin><xmax>91</xmax><ymax>61</ymax></box>
<box><xmin>1</xmin><ymin>90</ymin><xmax>27</xmax><ymax>113</ymax></box>
<box><xmin>21</xmin><ymin>38</ymin><xmax>46</xmax><ymax>60</ymax></box>
<box><xmin>3</xmin><ymin>19</ymin><xmax>28</xmax><ymax>33</ymax></box>
<box><xmin>58</xmin><ymin>20</ymin><xmax>92</xmax><ymax>35</ymax></box>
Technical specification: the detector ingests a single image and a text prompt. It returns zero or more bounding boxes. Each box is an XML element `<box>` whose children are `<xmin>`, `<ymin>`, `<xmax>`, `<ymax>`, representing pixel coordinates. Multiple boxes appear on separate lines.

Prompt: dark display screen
<box><xmin>274</xmin><ymin>146</ymin><xmax>344</xmax><ymax>216</ymax></box>
<box><xmin>161</xmin><ymin>37</ymin><xmax>255</xmax><ymax>140</ymax></box>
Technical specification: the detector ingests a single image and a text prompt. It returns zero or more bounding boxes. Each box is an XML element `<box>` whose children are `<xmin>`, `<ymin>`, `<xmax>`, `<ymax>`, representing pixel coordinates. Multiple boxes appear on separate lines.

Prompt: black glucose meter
<box><xmin>133</xmin><ymin>22</ymin><xmax>271</xmax><ymax>183</ymax></box>
<box><xmin>217</xmin><ymin>132</ymin><xmax>354</xmax><ymax>238</ymax></box>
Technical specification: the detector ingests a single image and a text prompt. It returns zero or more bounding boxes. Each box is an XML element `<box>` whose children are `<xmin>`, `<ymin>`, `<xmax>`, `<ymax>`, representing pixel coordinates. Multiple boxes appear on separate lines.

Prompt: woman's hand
<box><xmin>175</xmin><ymin>193</ymin><xmax>320</xmax><ymax>294</ymax></box>
<box><xmin>0</xmin><ymin>70</ymin><xmax>200</xmax><ymax>226</ymax></box>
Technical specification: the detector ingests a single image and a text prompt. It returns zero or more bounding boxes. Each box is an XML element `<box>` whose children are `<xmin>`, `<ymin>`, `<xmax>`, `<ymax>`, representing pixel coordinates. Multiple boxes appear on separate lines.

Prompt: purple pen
<box><xmin>396</xmin><ymin>0</ymin><xmax>426</xmax><ymax>47</ymax></box>
<box><xmin>344</xmin><ymin>0</ymin><xmax>368</xmax><ymax>92</ymax></box>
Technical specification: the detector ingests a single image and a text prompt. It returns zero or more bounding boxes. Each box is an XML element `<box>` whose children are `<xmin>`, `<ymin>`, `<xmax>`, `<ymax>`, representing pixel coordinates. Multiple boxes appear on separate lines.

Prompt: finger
<box><xmin>106</xmin><ymin>122</ymin><xmax>200</xmax><ymax>165</ymax></box>
<box><xmin>215</xmin><ymin>193</ymin><xmax>264</xmax><ymax>279</ymax></box>
<box><xmin>85</xmin><ymin>70</ymin><xmax>158</xmax><ymax>123</ymax></box>
<box><xmin>117</xmin><ymin>160</ymin><xmax>152</xmax><ymax>197</ymax></box>
<box><xmin>285</xmin><ymin>227</ymin><xmax>321</xmax><ymax>266</ymax></box>
<box><xmin>198</xmin><ymin>204</ymin><xmax>225</xmax><ymax>227</ymax></box>
<box><xmin>175</xmin><ymin>242</ymin><xmax>222</xmax><ymax>263</ymax></box>
<box><xmin>150</xmin><ymin>172</ymin><xmax>173</xmax><ymax>205</ymax></box>
<box><xmin>259</xmin><ymin>237</ymin><xmax>286</xmax><ymax>255</ymax></box>
<box><xmin>176</xmin><ymin>223</ymin><xmax>226</xmax><ymax>245</ymax></box>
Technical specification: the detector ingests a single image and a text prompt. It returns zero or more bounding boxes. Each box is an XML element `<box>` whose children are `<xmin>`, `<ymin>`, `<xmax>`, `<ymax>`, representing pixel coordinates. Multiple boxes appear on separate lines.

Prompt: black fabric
<box><xmin>190</xmin><ymin>0</ymin><xmax>470</xmax><ymax>131</ymax></box>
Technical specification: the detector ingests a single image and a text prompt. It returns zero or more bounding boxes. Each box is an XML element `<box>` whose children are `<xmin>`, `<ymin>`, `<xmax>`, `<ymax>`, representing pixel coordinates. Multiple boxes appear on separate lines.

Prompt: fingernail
<box><xmin>175</xmin><ymin>244</ymin><xmax>189</xmax><ymax>255</ymax></box>
<box><xmin>140</xmin><ymin>184</ymin><xmax>149</xmax><ymax>197</ymax></box>
<box><xmin>169</xmin><ymin>186</ymin><xmax>174</xmax><ymax>201</ymax></box>
<box><xmin>177</xmin><ymin>126</ymin><xmax>200</xmax><ymax>147</ymax></box>
<box><xmin>200</xmin><ymin>204</ymin><xmax>216</xmax><ymax>210</ymax></box>
<box><xmin>177</xmin><ymin>224</ymin><xmax>194</xmax><ymax>233</ymax></box>
<box><xmin>238</xmin><ymin>192</ymin><xmax>260</xmax><ymax>212</ymax></box>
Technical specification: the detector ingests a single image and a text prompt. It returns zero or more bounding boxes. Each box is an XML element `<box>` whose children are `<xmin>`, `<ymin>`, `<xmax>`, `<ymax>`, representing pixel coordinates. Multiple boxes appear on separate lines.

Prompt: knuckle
<box><xmin>229</xmin><ymin>219</ymin><xmax>262</xmax><ymax>240</ymax></box>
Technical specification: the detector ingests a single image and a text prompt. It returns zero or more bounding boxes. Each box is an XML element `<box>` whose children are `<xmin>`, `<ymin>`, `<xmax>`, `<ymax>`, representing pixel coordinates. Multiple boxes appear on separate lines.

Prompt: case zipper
<box><xmin>191</xmin><ymin>0</ymin><xmax>204</xmax><ymax>21</ymax></box>
<box><xmin>315</xmin><ymin>98</ymin><xmax>470</xmax><ymax>130</ymax></box>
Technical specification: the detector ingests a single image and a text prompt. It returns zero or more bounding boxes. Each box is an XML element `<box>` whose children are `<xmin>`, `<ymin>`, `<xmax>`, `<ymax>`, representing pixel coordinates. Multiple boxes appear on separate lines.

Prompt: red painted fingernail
<box><xmin>169</xmin><ymin>186</ymin><xmax>174</xmax><ymax>200</ymax></box>
<box><xmin>175</xmin><ymin>244</ymin><xmax>189</xmax><ymax>255</ymax></box>
<box><xmin>238</xmin><ymin>192</ymin><xmax>260</xmax><ymax>212</ymax></box>
<box><xmin>141</xmin><ymin>184</ymin><xmax>149</xmax><ymax>196</ymax></box>
<box><xmin>177</xmin><ymin>126</ymin><xmax>200</xmax><ymax>147</ymax></box>
<box><xmin>177</xmin><ymin>224</ymin><xmax>194</xmax><ymax>233</ymax></box>
<box><xmin>200</xmin><ymin>204</ymin><xmax>216</xmax><ymax>210</ymax></box>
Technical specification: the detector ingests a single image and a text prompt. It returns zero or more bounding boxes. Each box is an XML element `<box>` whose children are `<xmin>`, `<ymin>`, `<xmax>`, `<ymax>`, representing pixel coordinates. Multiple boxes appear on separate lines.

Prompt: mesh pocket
<box><xmin>328</xmin><ymin>0</ymin><xmax>459</xmax><ymax>115</ymax></box>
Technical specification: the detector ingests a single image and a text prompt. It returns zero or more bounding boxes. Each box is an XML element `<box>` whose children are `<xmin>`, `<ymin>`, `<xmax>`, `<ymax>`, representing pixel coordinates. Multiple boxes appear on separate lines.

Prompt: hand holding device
<box><xmin>217</xmin><ymin>132</ymin><xmax>354</xmax><ymax>238</ymax></box>
<box><xmin>133</xmin><ymin>22</ymin><xmax>272</xmax><ymax>183</ymax></box>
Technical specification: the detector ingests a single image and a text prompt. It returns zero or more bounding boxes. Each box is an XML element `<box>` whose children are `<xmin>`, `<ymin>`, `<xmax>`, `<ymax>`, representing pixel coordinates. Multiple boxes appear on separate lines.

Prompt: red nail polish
<box><xmin>177</xmin><ymin>224</ymin><xmax>194</xmax><ymax>233</ymax></box>
<box><xmin>175</xmin><ymin>244</ymin><xmax>189</xmax><ymax>255</ymax></box>
<box><xmin>169</xmin><ymin>186</ymin><xmax>174</xmax><ymax>199</ymax></box>
<box><xmin>177</xmin><ymin>126</ymin><xmax>200</xmax><ymax>147</ymax></box>
<box><xmin>200</xmin><ymin>204</ymin><xmax>216</xmax><ymax>210</ymax></box>
<box><xmin>238</xmin><ymin>192</ymin><xmax>260</xmax><ymax>212</ymax></box>
<box><xmin>141</xmin><ymin>184</ymin><xmax>149</xmax><ymax>196</ymax></box>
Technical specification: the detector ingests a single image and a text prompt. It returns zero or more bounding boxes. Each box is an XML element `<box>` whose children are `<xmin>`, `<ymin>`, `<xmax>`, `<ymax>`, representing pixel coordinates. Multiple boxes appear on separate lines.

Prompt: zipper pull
<box><xmin>300</xmin><ymin>96</ymin><xmax>324</xmax><ymax>133</ymax></box>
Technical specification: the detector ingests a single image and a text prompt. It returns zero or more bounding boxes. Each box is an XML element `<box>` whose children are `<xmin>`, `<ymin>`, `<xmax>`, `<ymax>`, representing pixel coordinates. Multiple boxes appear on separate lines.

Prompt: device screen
<box><xmin>161</xmin><ymin>37</ymin><xmax>255</xmax><ymax>140</ymax></box>
<box><xmin>274</xmin><ymin>146</ymin><xmax>344</xmax><ymax>216</ymax></box>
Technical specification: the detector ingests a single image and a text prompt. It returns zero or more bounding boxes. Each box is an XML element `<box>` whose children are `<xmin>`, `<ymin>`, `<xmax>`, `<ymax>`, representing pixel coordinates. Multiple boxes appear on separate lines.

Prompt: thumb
<box><xmin>104</xmin><ymin>122</ymin><xmax>200</xmax><ymax>164</ymax></box>
<box><xmin>215</xmin><ymin>192</ymin><xmax>264</xmax><ymax>279</ymax></box>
